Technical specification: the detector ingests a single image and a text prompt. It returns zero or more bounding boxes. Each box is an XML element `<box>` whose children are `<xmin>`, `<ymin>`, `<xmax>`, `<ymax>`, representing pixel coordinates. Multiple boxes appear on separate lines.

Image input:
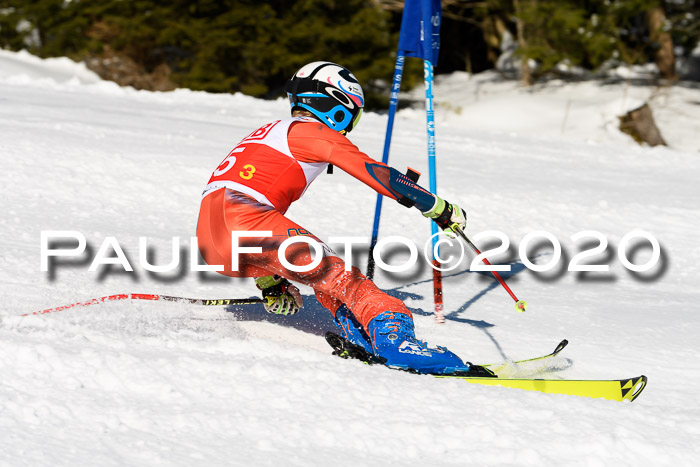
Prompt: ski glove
<box><xmin>423</xmin><ymin>195</ymin><xmax>467</xmax><ymax>238</ymax></box>
<box><xmin>255</xmin><ymin>275</ymin><xmax>303</xmax><ymax>315</ymax></box>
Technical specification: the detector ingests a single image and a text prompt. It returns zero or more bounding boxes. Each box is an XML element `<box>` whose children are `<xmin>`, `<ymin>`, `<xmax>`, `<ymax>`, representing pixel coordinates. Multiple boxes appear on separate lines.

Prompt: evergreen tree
<box><xmin>0</xmin><ymin>0</ymin><xmax>402</xmax><ymax>107</ymax></box>
<box><xmin>2</xmin><ymin>0</ymin><xmax>698</xmax><ymax>94</ymax></box>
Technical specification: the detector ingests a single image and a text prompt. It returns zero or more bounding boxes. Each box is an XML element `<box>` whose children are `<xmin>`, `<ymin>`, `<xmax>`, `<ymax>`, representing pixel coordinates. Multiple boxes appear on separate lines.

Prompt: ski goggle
<box><xmin>291</xmin><ymin>93</ymin><xmax>363</xmax><ymax>134</ymax></box>
<box><xmin>287</xmin><ymin>77</ymin><xmax>363</xmax><ymax>133</ymax></box>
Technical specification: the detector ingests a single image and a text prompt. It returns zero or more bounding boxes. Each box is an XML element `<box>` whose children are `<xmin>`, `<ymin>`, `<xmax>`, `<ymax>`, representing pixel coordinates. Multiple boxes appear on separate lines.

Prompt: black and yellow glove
<box><xmin>255</xmin><ymin>275</ymin><xmax>303</xmax><ymax>315</ymax></box>
<box><xmin>423</xmin><ymin>195</ymin><xmax>467</xmax><ymax>237</ymax></box>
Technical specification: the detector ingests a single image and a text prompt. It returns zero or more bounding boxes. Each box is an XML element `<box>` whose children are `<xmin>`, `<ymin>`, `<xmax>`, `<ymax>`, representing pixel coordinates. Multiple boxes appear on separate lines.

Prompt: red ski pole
<box><xmin>453</xmin><ymin>226</ymin><xmax>528</xmax><ymax>312</ymax></box>
<box><xmin>23</xmin><ymin>294</ymin><xmax>263</xmax><ymax>317</ymax></box>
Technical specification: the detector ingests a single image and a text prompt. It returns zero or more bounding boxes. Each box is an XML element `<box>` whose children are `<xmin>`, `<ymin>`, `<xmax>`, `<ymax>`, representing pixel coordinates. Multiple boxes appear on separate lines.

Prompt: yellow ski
<box><xmin>325</xmin><ymin>332</ymin><xmax>647</xmax><ymax>402</ymax></box>
<box><xmin>440</xmin><ymin>375</ymin><xmax>648</xmax><ymax>402</ymax></box>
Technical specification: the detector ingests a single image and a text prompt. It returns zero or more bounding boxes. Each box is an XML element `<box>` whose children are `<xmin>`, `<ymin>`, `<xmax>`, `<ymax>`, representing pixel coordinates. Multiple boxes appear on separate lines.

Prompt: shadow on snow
<box><xmin>223</xmin><ymin>260</ymin><xmax>528</xmax><ymax>361</ymax></box>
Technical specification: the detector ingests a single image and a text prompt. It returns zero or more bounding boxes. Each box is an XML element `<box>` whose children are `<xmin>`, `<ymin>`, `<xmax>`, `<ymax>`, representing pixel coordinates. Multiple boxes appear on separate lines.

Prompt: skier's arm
<box><xmin>289</xmin><ymin>121</ymin><xmax>399</xmax><ymax>199</ymax></box>
<box><xmin>364</xmin><ymin>163</ymin><xmax>467</xmax><ymax>236</ymax></box>
<box><xmin>288</xmin><ymin>121</ymin><xmax>466</xmax><ymax>233</ymax></box>
<box><xmin>289</xmin><ymin>121</ymin><xmax>433</xmax><ymax>206</ymax></box>
<box><xmin>362</xmin><ymin>162</ymin><xmax>433</xmax><ymax>211</ymax></box>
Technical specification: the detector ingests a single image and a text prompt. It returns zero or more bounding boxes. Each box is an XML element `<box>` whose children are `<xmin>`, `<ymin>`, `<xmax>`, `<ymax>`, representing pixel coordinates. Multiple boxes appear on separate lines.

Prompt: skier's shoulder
<box><xmin>238</xmin><ymin>117</ymin><xmax>314</xmax><ymax>146</ymax></box>
<box><xmin>288</xmin><ymin>116</ymin><xmax>346</xmax><ymax>142</ymax></box>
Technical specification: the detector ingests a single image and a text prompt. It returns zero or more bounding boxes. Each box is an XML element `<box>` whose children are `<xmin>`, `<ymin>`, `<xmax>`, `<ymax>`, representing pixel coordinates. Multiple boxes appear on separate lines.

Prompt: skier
<box><xmin>197</xmin><ymin>61</ymin><xmax>477</xmax><ymax>375</ymax></box>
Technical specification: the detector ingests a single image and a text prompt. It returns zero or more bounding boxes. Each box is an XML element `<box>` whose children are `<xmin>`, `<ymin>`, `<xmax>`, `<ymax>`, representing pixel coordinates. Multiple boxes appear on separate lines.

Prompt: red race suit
<box><xmin>197</xmin><ymin>117</ymin><xmax>434</xmax><ymax>328</ymax></box>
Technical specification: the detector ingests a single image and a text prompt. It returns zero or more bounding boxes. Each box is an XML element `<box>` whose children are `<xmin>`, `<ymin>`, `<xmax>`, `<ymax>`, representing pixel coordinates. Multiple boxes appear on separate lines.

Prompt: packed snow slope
<box><xmin>1</xmin><ymin>49</ymin><xmax>699</xmax><ymax>466</ymax></box>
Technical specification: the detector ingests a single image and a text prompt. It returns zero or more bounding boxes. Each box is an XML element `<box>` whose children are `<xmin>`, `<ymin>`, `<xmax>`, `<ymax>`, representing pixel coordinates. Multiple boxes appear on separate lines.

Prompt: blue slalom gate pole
<box><xmin>424</xmin><ymin>60</ymin><xmax>438</xmax><ymax>245</ymax></box>
<box><xmin>424</xmin><ymin>59</ymin><xmax>444</xmax><ymax>323</ymax></box>
<box><xmin>366</xmin><ymin>54</ymin><xmax>405</xmax><ymax>280</ymax></box>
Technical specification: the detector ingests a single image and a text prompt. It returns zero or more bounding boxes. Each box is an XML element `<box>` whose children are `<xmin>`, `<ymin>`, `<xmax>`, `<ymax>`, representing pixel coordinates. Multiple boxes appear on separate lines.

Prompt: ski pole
<box><xmin>23</xmin><ymin>294</ymin><xmax>263</xmax><ymax>317</ymax></box>
<box><xmin>452</xmin><ymin>226</ymin><xmax>528</xmax><ymax>312</ymax></box>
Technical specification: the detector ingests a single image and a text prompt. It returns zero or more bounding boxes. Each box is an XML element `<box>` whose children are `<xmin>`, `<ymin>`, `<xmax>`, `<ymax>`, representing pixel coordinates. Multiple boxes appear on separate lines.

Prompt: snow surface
<box><xmin>1</xmin><ymin>50</ymin><xmax>699</xmax><ymax>466</ymax></box>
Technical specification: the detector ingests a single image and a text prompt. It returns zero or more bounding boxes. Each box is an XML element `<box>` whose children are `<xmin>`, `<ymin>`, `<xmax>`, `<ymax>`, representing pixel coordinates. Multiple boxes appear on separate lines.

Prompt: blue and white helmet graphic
<box><xmin>285</xmin><ymin>61</ymin><xmax>364</xmax><ymax>134</ymax></box>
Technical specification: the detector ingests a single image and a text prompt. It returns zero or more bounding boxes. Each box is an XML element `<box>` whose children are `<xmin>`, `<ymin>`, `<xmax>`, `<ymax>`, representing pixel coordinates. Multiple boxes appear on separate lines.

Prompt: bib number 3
<box><xmin>239</xmin><ymin>164</ymin><xmax>256</xmax><ymax>180</ymax></box>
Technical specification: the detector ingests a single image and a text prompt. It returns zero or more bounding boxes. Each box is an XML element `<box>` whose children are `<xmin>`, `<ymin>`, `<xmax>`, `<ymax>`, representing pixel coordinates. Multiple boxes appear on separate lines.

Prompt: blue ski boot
<box><xmin>367</xmin><ymin>311</ymin><xmax>472</xmax><ymax>375</ymax></box>
<box><xmin>333</xmin><ymin>304</ymin><xmax>373</xmax><ymax>354</ymax></box>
